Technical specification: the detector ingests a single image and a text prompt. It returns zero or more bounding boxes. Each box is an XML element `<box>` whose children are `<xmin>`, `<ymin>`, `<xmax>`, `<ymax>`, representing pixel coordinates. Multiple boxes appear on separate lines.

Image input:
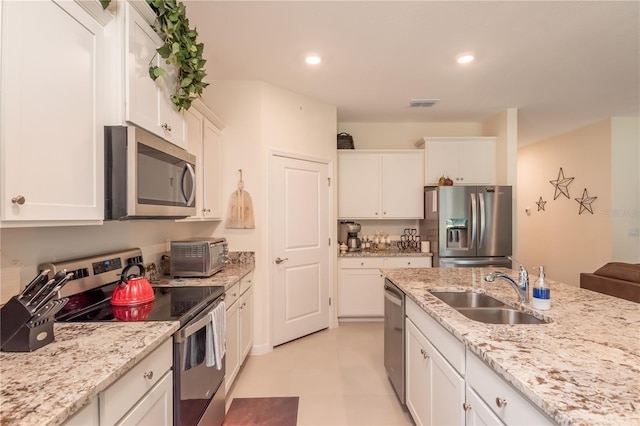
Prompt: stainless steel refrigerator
<box><xmin>419</xmin><ymin>186</ymin><xmax>512</xmax><ymax>268</ymax></box>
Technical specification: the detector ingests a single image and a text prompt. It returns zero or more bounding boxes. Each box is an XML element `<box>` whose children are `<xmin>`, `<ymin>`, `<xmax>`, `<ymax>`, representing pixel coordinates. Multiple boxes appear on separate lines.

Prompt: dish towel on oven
<box><xmin>206</xmin><ymin>300</ymin><xmax>226</xmax><ymax>369</ymax></box>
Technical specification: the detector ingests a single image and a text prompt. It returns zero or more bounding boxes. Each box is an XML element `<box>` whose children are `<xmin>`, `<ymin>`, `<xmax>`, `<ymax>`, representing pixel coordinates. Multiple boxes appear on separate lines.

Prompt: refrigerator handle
<box><xmin>470</xmin><ymin>192</ymin><xmax>477</xmax><ymax>250</ymax></box>
<box><xmin>479</xmin><ymin>192</ymin><xmax>485</xmax><ymax>249</ymax></box>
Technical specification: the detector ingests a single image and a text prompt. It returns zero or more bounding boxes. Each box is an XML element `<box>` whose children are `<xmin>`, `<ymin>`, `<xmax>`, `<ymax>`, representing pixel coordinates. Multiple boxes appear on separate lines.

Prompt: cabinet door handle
<box><xmin>495</xmin><ymin>397</ymin><xmax>507</xmax><ymax>408</ymax></box>
<box><xmin>275</xmin><ymin>257</ymin><xmax>288</xmax><ymax>264</ymax></box>
<box><xmin>462</xmin><ymin>403</ymin><xmax>471</xmax><ymax>412</ymax></box>
<box><xmin>11</xmin><ymin>195</ymin><xmax>25</xmax><ymax>205</ymax></box>
<box><xmin>143</xmin><ymin>370</ymin><xmax>154</xmax><ymax>380</ymax></box>
<box><xmin>420</xmin><ymin>348</ymin><xmax>429</xmax><ymax>359</ymax></box>
<box><xmin>161</xmin><ymin>123</ymin><xmax>172</xmax><ymax>132</ymax></box>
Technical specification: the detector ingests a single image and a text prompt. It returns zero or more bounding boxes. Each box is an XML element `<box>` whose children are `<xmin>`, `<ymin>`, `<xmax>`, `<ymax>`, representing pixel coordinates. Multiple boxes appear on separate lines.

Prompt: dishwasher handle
<box><xmin>384</xmin><ymin>288</ymin><xmax>403</xmax><ymax>307</ymax></box>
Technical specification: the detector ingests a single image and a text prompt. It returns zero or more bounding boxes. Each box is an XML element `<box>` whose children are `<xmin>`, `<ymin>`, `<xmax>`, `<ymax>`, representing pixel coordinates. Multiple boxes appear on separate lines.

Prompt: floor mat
<box><xmin>223</xmin><ymin>397</ymin><xmax>299</xmax><ymax>426</ymax></box>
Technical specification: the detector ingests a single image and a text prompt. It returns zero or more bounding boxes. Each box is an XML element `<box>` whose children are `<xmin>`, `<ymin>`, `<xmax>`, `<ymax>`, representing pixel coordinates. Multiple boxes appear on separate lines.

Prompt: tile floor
<box><xmin>226</xmin><ymin>322</ymin><xmax>414</xmax><ymax>426</ymax></box>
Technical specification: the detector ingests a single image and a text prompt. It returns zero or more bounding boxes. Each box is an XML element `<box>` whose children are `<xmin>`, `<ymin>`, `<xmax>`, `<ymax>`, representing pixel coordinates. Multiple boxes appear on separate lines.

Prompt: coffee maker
<box><xmin>339</xmin><ymin>221</ymin><xmax>361</xmax><ymax>252</ymax></box>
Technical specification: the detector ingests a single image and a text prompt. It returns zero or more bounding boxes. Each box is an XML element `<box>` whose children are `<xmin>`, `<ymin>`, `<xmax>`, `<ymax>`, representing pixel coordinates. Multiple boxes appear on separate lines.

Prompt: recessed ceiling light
<box><xmin>456</xmin><ymin>53</ymin><xmax>475</xmax><ymax>64</ymax></box>
<box><xmin>305</xmin><ymin>55</ymin><xmax>322</xmax><ymax>65</ymax></box>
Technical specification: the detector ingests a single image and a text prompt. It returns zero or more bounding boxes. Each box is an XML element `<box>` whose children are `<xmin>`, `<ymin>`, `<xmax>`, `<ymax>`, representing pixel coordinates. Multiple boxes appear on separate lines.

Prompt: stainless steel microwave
<box><xmin>104</xmin><ymin>126</ymin><xmax>196</xmax><ymax>220</ymax></box>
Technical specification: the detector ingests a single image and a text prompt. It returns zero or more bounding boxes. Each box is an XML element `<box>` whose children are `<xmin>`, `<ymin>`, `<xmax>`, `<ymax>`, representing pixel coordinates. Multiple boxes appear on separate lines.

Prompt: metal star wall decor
<box><xmin>549</xmin><ymin>167</ymin><xmax>575</xmax><ymax>200</ymax></box>
<box><xmin>536</xmin><ymin>196</ymin><xmax>547</xmax><ymax>212</ymax></box>
<box><xmin>575</xmin><ymin>188</ymin><xmax>597</xmax><ymax>215</ymax></box>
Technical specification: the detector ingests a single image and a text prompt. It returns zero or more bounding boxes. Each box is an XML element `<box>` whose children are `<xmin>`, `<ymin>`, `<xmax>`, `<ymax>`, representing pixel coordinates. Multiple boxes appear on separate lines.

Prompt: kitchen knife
<box><xmin>29</xmin><ymin>298</ymin><xmax>69</xmax><ymax>326</ymax></box>
<box><xmin>19</xmin><ymin>269</ymin><xmax>50</xmax><ymax>300</ymax></box>
<box><xmin>26</xmin><ymin>278</ymin><xmax>55</xmax><ymax>307</ymax></box>
<box><xmin>29</xmin><ymin>272</ymin><xmax>73</xmax><ymax>312</ymax></box>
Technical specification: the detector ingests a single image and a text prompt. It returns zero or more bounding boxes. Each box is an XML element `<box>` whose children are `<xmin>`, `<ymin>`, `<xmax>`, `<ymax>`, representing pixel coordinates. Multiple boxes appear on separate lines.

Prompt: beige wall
<box><xmin>337</xmin><ymin>122</ymin><xmax>483</xmax><ymax>149</ymax></box>
<box><xmin>517</xmin><ymin>119</ymin><xmax>613</xmax><ymax>286</ymax></box>
<box><xmin>203</xmin><ymin>80</ymin><xmax>337</xmax><ymax>354</ymax></box>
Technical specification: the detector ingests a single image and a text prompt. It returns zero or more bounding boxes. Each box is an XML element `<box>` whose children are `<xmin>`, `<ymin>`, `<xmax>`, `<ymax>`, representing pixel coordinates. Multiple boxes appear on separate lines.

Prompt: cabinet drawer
<box><xmin>340</xmin><ymin>257</ymin><xmax>384</xmax><ymax>269</ymax></box>
<box><xmin>406</xmin><ymin>298</ymin><xmax>465</xmax><ymax>375</ymax></box>
<box><xmin>226</xmin><ymin>282</ymin><xmax>240</xmax><ymax>307</ymax></box>
<box><xmin>466</xmin><ymin>351</ymin><xmax>554</xmax><ymax>425</ymax></box>
<box><xmin>100</xmin><ymin>338</ymin><xmax>172</xmax><ymax>425</ymax></box>
<box><xmin>385</xmin><ymin>257</ymin><xmax>432</xmax><ymax>268</ymax></box>
<box><xmin>239</xmin><ymin>272</ymin><xmax>253</xmax><ymax>294</ymax></box>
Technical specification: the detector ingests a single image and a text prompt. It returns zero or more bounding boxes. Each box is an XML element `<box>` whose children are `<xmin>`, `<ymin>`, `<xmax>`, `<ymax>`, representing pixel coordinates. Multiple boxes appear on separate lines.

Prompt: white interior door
<box><xmin>271</xmin><ymin>154</ymin><xmax>330</xmax><ymax>346</ymax></box>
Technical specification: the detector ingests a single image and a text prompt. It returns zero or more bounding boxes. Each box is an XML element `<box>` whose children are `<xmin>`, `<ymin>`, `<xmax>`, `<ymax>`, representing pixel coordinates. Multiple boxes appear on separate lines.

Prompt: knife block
<box><xmin>0</xmin><ymin>296</ymin><xmax>54</xmax><ymax>352</ymax></box>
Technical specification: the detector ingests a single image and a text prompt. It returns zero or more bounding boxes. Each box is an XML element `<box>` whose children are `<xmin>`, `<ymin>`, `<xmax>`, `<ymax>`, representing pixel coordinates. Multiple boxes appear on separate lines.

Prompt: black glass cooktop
<box><xmin>56</xmin><ymin>284</ymin><xmax>224</xmax><ymax>326</ymax></box>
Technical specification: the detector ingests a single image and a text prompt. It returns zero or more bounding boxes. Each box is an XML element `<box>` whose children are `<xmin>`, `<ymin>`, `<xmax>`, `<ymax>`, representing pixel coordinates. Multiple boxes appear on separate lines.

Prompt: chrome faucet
<box><xmin>485</xmin><ymin>257</ymin><xmax>529</xmax><ymax>304</ymax></box>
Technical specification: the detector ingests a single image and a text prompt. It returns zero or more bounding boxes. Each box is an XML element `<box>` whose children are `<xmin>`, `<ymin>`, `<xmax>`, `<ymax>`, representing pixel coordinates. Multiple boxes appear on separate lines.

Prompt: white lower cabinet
<box><xmin>465</xmin><ymin>385</ymin><xmax>505</xmax><ymax>426</ymax></box>
<box><xmin>404</xmin><ymin>297</ymin><xmax>555</xmax><ymax>426</ymax></box>
<box><xmin>339</xmin><ymin>256</ymin><xmax>431</xmax><ymax>318</ymax></box>
<box><xmin>63</xmin><ymin>397</ymin><xmax>99</xmax><ymax>426</ymax></box>
<box><xmin>99</xmin><ymin>339</ymin><xmax>173</xmax><ymax>426</ymax></box>
<box><xmin>225</xmin><ymin>273</ymin><xmax>254</xmax><ymax>389</ymax></box>
<box><xmin>339</xmin><ymin>258</ymin><xmax>385</xmax><ymax>317</ymax></box>
<box><xmin>466</xmin><ymin>350</ymin><xmax>554</xmax><ymax>426</ymax></box>
<box><xmin>406</xmin><ymin>311</ymin><xmax>465</xmax><ymax>426</ymax></box>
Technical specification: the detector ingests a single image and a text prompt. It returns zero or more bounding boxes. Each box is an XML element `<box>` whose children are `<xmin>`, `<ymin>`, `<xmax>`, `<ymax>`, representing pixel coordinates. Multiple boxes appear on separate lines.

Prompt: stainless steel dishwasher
<box><xmin>384</xmin><ymin>279</ymin><xmax>405</xmax><ymax>404</ymax></box>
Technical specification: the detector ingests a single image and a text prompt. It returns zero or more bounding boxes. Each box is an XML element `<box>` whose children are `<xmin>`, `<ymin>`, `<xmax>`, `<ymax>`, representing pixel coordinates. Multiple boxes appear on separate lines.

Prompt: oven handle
<box><xmin>176</xmin><ymin>297</ymin><xmax>224</xmax><ymax>343</ymax></box>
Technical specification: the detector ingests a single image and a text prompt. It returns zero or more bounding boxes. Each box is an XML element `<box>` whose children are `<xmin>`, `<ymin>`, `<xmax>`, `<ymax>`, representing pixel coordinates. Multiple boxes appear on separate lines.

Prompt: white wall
<box><xmin>337</xmin><ymin>122</ymin><xmax>483</xmax><ymax>149</ymax></box>
<box><xmin>202</xmin><ymin>80</ymin><xmax>337</xmax><ymax>354</ymax></box>
<box><xmin>610</xmin><ymin>116</ymin><xmax>640</xmax><ymax>262</ymax></box>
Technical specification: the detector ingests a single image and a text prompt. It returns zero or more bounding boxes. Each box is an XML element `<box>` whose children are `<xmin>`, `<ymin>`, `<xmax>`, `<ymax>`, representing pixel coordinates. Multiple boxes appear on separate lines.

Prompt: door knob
<box><xmin>275</xmin><ymin>257</ymin><xmax>288</xmax><ymax>264</ymax></box>
<box><xmin>11</xmin><ymin>195</ymin><xmax>25</xmax><ymax>205</ymax></box>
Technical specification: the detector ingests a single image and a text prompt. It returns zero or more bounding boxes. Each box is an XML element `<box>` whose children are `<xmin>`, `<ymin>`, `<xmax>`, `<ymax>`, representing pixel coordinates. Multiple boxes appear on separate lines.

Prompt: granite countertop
<box><xmin>155</xmin><ymin>262</ymin><xmax>254</xmax><ymax>290</ymax></box>
<box><xmin>0</xmin><ymin>256</ymin><xmax>255</xmax><ymax>425</ymax></box>
<box><xmin>155</xmin><ymin>254</ymin><xmax>255</xmax><ymax>290</ymax></box>
<box><xmin>0</xmin><ymin>322</ymin><xmax>178</xmax><ymax>426</ymax></box>
<box><xmin>339</xmin><ymin>248</ymin><xmax>433</xmax><ymax>258</ymax></box>
<box><xmin>381</xmin><ymin>267</ymin><xmax>640</xmax><ymax>426</ymax></box>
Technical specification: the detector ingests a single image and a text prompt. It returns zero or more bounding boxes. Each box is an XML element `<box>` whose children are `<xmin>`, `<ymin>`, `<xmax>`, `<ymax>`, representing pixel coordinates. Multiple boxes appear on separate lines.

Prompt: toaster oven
<box><xmin>170</xmin><ymin>238</ymin><xmax>228</xmax><ymax>277</ymax></box>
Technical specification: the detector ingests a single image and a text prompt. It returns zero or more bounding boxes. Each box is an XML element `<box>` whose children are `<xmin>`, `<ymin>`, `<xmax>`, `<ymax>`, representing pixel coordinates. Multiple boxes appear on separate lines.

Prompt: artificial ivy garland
<box><xmin>100</xmin><ymin>0</ymin><xmax>208</xmax><ymax>111</ymax></box>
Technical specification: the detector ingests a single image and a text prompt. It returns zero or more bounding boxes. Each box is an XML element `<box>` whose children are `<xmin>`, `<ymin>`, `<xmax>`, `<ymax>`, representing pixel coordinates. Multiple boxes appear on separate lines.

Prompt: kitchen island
<box><xmin>382</xmin><ymin>267</ymin><xmax>640</xmax><ymax>426</ymax></box>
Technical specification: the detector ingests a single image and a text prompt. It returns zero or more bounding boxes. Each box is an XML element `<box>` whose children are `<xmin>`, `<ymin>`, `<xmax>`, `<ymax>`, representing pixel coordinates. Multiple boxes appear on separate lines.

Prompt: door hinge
<box><xmin>328</xmin><ymin>177</ymin><xmax>331</xmax><ymax>186</ymax></box>
<box><xmin>329</xmin><ymin>297</ymin><xmax>332</xmax><ymax>306</ymax></box>
<box><xmin>329</xmin><ymin>237</ymin><xmax>331</xmax><ymax>246</ymax></box>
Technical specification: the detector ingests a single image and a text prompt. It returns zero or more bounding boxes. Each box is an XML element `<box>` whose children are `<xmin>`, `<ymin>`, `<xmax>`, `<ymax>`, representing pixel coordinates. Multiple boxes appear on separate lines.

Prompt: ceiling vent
<box><xmin>409</xmin><ymin>99</ymin><xmax>439</xmax><ymax>108</ymax></box>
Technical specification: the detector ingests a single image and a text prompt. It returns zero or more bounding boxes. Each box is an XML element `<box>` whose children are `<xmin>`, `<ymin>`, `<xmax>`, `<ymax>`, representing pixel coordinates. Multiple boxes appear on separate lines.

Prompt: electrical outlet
<box><xmin>628</xmin><ymin>228</ymin><xmax>639</xmax><ymax>237</ymax></box>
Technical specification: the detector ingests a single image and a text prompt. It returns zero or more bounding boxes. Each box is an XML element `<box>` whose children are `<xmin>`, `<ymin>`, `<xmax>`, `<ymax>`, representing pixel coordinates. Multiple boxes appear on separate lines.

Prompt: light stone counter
<box><xmin>155</xmin><ymin>252</ymin><xmax>255</xmax><ymax>290</ymax></box>
<box><xmin>0</xmin><ymin>321</ymin><xmax>178</xmax><ymax>426</ymax></box>
<box><xmin>381</xmin><ymin>267</ymin><xmax>640</xmax><ymax>426</ymax></box>
<box><xmin>0</xmin><ymin>253</ymin><xmax>254</xmax><ymax>425</ymax></box>
<box><xmin>339</xmin><ymin>248</ymin><xmax>433</xmax><ymax>258</ymax></box>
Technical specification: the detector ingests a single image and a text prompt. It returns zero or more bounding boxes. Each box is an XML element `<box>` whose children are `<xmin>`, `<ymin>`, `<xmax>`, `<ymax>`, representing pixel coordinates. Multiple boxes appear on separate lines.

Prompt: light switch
<box><xmin>628</xmin><ymin>228</ymin><xmax>639</xmax><ymax>237</ymax></box>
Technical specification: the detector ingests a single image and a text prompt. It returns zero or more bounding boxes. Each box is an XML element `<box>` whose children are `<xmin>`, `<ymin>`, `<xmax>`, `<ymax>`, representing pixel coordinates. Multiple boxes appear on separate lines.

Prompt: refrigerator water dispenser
<box><xmin>445</xmin><ymin>219</ymin><xmax>468</xmax><ymax>249</ymax></box>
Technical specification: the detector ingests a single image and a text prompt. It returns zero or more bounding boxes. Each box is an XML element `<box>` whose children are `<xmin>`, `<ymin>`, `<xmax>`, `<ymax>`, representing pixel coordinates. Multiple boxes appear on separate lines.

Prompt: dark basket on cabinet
<box><xmin>337</xmin><ymin>132</ymin><xmax>354</xmax><ymax>149</ymax></box>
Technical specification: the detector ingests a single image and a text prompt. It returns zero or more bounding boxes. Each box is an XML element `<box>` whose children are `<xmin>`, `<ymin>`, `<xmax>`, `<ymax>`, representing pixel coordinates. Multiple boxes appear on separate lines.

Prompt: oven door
<box><xmin>174</xmin><ymin>298</ymin><xmax>225</xmax><ymax>426</ymax></box>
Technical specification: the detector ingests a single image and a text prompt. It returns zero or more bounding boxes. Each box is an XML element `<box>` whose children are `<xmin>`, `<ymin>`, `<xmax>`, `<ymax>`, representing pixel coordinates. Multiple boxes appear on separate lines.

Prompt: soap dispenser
<box><xmin>531</xmin><ymin>266</ymin><xmax>550</xmax><ymax>310</ymax></box>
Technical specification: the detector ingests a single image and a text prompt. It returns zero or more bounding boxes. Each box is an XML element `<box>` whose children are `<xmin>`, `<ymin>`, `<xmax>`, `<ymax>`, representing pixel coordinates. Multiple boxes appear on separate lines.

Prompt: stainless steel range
<box><xmin>42</xmin><ymin>248</ymin><xmax>226</xmax><ymax>426</ymax></box>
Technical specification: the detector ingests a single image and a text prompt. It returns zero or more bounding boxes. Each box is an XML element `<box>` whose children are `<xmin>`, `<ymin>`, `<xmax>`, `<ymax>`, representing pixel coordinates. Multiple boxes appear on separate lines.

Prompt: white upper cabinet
<box><xmin>124</xmin><ymin>2</ymin><xmax>186</xmax><ymax>149</ymax></box>
<box><xmin>338</xmin><ymin>150</ymin><xmax>424</xmax><ymax>219</ymax></box>
<box><xmin>424</xmin><ymin>137</ymin><xmax>496</xmax><ymax>185</ymax></box>
<box><xmin>182</xmin><ymin>100</ymin><xmax>224</xmax><ymax>221</ymax></box>
<box><xmin>0</xmin><ymin>0</ymin><xmax>107</xmax><ymax>225</ymax></box>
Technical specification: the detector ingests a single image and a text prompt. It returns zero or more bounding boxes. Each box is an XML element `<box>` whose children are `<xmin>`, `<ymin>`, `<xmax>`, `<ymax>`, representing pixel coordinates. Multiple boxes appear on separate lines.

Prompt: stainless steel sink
<box><xmin>430</xmin><ymin>291</ymin><xmax>506</xmax><ymax>308</ymax></box>
<box><xmin>456</xmin><ymin>308</ymin><xmax>548</xmax><ymax>325</ymax></box>
<box><xmin>430</xmin><ymin>291</ymin><xmax>549</xmax><ymax>324</ymax></box>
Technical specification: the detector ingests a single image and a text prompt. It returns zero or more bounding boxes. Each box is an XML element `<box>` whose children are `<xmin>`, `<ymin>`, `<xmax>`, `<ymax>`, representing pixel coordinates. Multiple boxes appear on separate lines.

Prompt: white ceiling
<box><xmin>186</xmin><ymin>1</ymin><xmax>639</xmax><ymax>146</ymax></box>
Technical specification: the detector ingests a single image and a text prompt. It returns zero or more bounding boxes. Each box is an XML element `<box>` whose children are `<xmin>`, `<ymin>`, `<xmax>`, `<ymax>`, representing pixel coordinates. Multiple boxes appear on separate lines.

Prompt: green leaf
<box><xmin>157</xmin><ymin>44</ymin><xmax>171</xmax><ymax>59</ymax></box>
<box><xmin>99</xmin><ymin>0</ymin><xmax>111</xmax><ymax>10</ymax></box>
<box><xmin>180</xmin><ymin>77</ymin><xmax>193</xmax><ymax>88</ymax></box>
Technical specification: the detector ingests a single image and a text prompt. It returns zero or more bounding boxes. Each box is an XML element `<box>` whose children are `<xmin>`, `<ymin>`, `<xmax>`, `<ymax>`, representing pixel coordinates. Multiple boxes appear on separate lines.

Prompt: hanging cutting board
<box><xmin>226</xmin><ymin>169</ymin><xmax>255</xmax><ymax>229</ymax></box>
